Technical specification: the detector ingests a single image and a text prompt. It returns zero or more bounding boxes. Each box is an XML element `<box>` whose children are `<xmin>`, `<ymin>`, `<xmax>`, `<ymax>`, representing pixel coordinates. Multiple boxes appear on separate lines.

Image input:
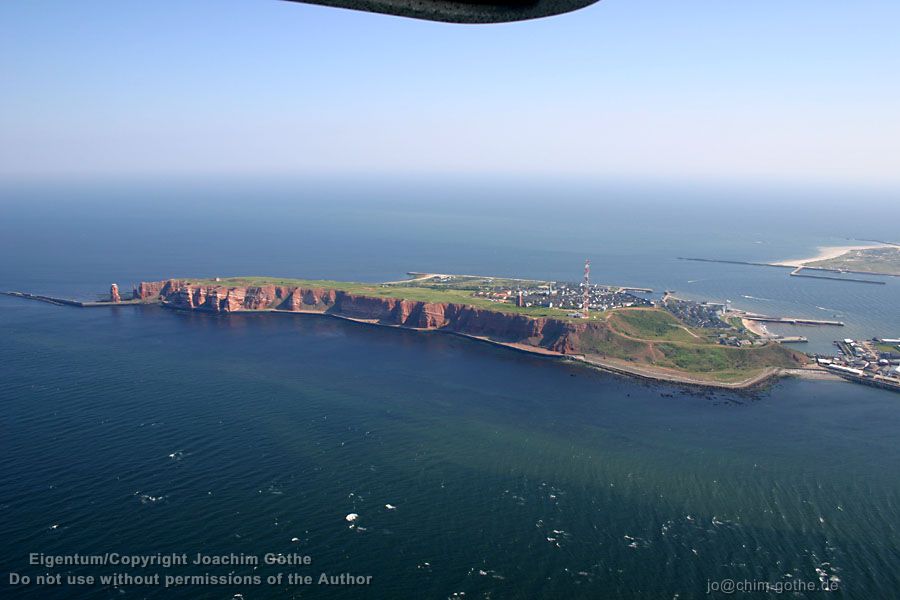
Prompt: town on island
<box><xmin>6</xmin><ymin>245</ymin><xmax>899</xmax><ymax>393</ymax></box>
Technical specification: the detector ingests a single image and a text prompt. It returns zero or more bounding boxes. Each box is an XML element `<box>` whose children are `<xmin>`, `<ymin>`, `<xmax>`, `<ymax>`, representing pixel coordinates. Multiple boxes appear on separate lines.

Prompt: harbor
<box><xmin>742</xmin><ymin>315</ymin><xmax>844</xmax><ymax>327</ymax></box>
<box><xmin>788</xmin><ymin>266</ymin><xmax>886</xmax><ymax>285</ymax></box>
<box><xmin>816</xmin><ymin>337</ymin><xmax>900</xmax><ymax>393</ymax></box>
<box><xmin>679</xmin><ymin>255</ymin><xmax>896</xmax><ymax>283</ymax></box>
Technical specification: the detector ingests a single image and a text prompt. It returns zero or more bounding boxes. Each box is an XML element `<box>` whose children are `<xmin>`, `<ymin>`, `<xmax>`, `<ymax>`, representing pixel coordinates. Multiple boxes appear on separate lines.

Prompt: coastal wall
<box><xmin>142</xmin><ymin>281</ymin><xmax>588</xmax><ymax>355</ymax></box>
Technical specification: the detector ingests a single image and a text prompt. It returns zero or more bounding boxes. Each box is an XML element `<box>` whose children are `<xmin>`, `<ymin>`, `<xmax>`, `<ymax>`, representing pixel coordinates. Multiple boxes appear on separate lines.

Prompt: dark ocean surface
<box><xmin>1</xmin><ymin>179</ymin><xmax>899</xmax><ymax>598</ymax></box>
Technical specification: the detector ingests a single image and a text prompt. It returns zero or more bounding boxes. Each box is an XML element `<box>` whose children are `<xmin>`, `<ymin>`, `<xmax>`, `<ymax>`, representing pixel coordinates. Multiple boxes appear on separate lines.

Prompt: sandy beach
<box><xmin>772</xmin><ymin>243</ymin><xmax>886</xmax><ymax>267</ymax></box>
<box><xmin>741</xmin><ymin>317</ymin><xmax>770</xmax><ymax>337</ymax></box>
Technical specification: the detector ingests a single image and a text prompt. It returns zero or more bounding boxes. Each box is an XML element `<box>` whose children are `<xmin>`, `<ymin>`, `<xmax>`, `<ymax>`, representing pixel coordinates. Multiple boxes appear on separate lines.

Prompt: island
<box><xmin>682</xmin><ymin>242</ymin><xmax>900</xmax><ymax>286</ymax></box>
<box><xmin>117</xmin><ymin>274</ymin><xmax>809</xmax><ymax>389</ymax></box>
<box><xmin>772</xmin><ymin>243</ymin><xmax>892</xmax><ymax>268</ymax></box>
<box><xmin>803</xmin><ymin>246</ymin><xmax>900</xmax><ymax>277</ymax></box>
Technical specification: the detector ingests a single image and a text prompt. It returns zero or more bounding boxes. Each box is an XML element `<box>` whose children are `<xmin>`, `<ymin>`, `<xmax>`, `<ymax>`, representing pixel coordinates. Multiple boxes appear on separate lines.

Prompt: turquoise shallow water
<box><xmin>1</xmin><ymin>179</ymin><xmax>899</xmax><ymax>598</ymax></box>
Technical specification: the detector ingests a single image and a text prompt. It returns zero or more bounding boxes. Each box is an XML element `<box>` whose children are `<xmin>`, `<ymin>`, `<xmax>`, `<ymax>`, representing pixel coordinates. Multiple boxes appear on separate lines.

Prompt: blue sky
<box><xmin>1</xmin><ymin>0</ymin><xmax>898</xmax><ymax>187</ymax></box>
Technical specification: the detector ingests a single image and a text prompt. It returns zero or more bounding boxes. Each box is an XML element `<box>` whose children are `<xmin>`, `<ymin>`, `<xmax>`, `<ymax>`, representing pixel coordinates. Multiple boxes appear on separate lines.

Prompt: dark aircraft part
<box><xmin>283</xmin><ymin>0</ymin><xmax>599</xmax><ymax>23</ymax></box>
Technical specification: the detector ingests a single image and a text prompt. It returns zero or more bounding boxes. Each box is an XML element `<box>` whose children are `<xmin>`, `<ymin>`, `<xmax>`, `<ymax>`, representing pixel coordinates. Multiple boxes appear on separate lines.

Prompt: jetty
<box><xmin>743</xmin><ymin>315</ymin><xmax>844</xmax><ymax>327</ymax></box>
<box><xmin>1</xmin><ymin>291</ymin><xmax>144</xmax><ymax>307</ymax></box>
<box><xmin>679</xmin><ymin>257</ymin><xmax>894</xmax><ymax>281</ymax></box>
<box><xmin>828</xmin><ymin>370</ymin><xmax>900</xmax><ymax>393</ymax></box>
<box><xmin>789</xmin><ymin>266</ymin><xmax>886</xmax><ymax>285</ymax></box>
<box><xmin>678</xmin><ymin>257</ymin><xmax>793</xmax><ymax>269</ymax></box>
<box><xmin>774</xmin><ymin>336</ymin><xmax>809</xmax><ymax>343</ymax></box>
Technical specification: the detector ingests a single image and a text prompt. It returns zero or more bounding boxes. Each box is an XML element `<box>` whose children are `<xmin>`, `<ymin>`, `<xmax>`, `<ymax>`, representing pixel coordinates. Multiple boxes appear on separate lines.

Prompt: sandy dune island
<box><xmin>772</xmin><ymin>244</ymin><xmax>887</xmax><ymax>268</ymax></box>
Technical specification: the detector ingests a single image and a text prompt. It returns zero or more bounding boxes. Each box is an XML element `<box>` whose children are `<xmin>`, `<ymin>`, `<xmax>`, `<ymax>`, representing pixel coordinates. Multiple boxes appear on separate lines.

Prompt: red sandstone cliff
<box><xmin>137</xmin><ymin>280</ymin><xmax>589</xmax><ymax>355</ymax></box>
<box><xmin>134</xmin><ymin>280</ymin><xmax>185</xmax><ymax>300</ymax></box>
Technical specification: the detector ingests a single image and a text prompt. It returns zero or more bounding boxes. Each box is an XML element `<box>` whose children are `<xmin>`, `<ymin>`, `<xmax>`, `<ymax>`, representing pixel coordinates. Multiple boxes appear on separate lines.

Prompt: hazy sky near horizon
<box><xmin>1</xmin><ymin>0</ymin><xmax>898</xmax><ymax>188</ymax></box>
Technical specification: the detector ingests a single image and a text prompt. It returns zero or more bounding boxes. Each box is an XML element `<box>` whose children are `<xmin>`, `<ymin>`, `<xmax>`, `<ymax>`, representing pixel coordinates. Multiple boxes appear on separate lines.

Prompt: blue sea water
<box><xmin>1</xmin><ymin>178</ymin><xmax>899</xmax><ymax>599</ymax></box>
<box><xmin>2</xmin><ymin>177</ymin><xmax>897</xmax><ymax>351</ymax></box>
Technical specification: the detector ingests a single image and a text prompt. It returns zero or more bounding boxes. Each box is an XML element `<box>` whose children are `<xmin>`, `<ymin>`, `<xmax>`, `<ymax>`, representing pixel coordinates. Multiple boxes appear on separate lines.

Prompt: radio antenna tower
<box><xmin>582</xmin><ymin>258</ymin><xmax>591</xmax><ymax>318</ymax></box>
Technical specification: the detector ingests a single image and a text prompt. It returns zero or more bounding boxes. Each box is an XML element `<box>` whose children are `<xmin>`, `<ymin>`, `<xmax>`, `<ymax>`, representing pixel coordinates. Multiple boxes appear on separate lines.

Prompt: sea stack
<box><xmin>110</xmin><ymin>283</ymin><xmax>121</xmax><ymax>303</ymax></box>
